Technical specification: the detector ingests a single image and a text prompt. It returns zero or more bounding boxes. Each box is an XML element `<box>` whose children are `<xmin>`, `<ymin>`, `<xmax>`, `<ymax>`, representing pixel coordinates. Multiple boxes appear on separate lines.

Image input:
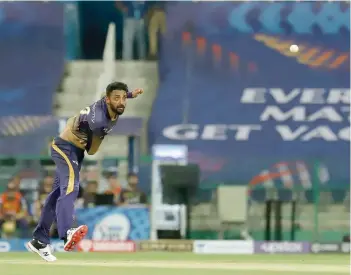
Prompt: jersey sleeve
<box><xmin>88</xmin><ymin>120</ymin><xmax>103</xmax><ymax>136</ymax></box>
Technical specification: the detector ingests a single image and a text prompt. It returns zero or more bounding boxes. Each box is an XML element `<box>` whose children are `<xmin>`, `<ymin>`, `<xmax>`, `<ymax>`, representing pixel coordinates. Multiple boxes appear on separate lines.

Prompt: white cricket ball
<box><xmin>290</xmin><ymin>44</ymin><xmax>299</xmax><ymax>53</ymax></box>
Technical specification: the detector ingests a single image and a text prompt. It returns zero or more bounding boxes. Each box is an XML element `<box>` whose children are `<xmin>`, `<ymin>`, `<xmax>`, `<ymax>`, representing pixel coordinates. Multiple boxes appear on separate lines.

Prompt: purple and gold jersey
<box><xmin>68</xmin><ymin>97</ymin><xmax>118</xmax><ymax>151</ymax></box>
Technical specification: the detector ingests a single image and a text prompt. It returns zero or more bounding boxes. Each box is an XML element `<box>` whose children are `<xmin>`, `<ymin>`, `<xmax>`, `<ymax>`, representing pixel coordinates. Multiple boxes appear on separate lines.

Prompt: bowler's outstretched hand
<box><xmin>131</xmin><ymin>88</ymin><xmax>144</xmax><ymax>98</ymax></box>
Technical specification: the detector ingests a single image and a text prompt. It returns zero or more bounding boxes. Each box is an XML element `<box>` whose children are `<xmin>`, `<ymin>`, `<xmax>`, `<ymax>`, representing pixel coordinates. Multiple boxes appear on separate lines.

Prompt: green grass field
<box><xmin>1</xmin><ymin>252</ymin><xmax>349</xmax><ymax>275</ymax></box>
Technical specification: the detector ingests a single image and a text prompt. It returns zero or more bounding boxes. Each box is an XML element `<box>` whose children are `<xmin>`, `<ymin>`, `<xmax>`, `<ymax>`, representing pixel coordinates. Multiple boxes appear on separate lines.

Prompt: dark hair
<box><xmin>106</xmin><ymin>82</ymin><xmax>128</xmax><ymax>97</ymax></box>
<box><xmin>127</xmin><ymin>172</ymin><xmax>138</xmax><ymax>179</ymax></box>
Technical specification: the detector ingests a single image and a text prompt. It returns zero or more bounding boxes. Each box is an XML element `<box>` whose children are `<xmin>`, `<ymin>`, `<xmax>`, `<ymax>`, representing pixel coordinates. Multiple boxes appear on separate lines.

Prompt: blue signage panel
<box><xmin>149</xmin><ymin>2</ymin><xmax>350</xmax><ymax>187</ymax></box>
<box><xmin>0</xmin><ymin>2</ymin><xmax>65</xmax><ymax>115</ymax></box>
<box><xmin>76</xmin><ymin>206</ymin><xmax>150</xmax><ymax>241</ymax></box>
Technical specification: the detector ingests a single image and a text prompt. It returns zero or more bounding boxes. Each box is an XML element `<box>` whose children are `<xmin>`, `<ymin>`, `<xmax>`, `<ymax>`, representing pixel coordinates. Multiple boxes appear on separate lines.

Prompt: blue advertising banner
<box><xmin>0</xmin><ymin>2</ymin><xmax>65</xmax><ymax>116</ymax></box>
<box><xmin>149</xmin><ymin>2</ymin><xmax>350</xmax><ymax>188</ymax></box>
<box><xmin>165</xmin><ymin>2</ymin><xmax>349</xmax><ymax>35</ymax></box>
<box><xmin>75</xmin><ymin>206</ymin><xmax>150</xmax><ymax>241</ymax></box>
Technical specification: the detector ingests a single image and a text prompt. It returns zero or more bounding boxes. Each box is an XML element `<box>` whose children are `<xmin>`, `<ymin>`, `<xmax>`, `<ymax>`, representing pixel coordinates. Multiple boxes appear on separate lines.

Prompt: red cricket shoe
<box><xmin>64</xmin><ymin>225</ymin><xmax>88</xmax><ymax>251</ymax></box>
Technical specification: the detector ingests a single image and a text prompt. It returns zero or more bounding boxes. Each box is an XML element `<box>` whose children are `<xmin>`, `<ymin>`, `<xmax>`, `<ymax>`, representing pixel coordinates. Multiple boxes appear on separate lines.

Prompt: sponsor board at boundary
<box><xmin>0</xmin><ymin>241</ymin><xmax>11</xmax><ymax>252</ymax></box>
<box><xmin>193</xmin><ymin>240</ymin><xmax>254</xmax><ymax>254</ymax></box>
<box><xmin>0</xmin><ymin>239</ymin><xmax>65</xmax><ymax>252</ymax></box>
<box><xmin>254</xmin><ymin>241</ymin><xmax>310</xmax><ymax>254</ymax></box>
<box><xmin>311</xmin><ymin>243</ymin><xmax>350</xmax><ymax>254</ymax></box>
<box><xmin>0</xmin><ymin>239</ymin><xmax>136</xmax><ymax>252</ymax></box>
<box><xmin>139</xmin><ymin>240</ymin><xmax>193</xmax><ymax>252</ymax></box>
<box><xmin>77</xmin><ymin>240</ymin><xmax>136</xmax><ymax>252</ymax></box>
<box><xmin>0</xmin><ymin>239</ymin><xmax>348</xmax><ymax>254</ymax></box>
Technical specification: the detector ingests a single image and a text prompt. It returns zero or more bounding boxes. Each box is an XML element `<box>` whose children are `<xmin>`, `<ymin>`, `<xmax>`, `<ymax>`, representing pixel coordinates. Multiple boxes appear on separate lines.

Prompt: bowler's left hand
<box><xmin>131</xmin><ymin>88</ymin><xmax>144</xmax><ymax>98</ymax></box>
